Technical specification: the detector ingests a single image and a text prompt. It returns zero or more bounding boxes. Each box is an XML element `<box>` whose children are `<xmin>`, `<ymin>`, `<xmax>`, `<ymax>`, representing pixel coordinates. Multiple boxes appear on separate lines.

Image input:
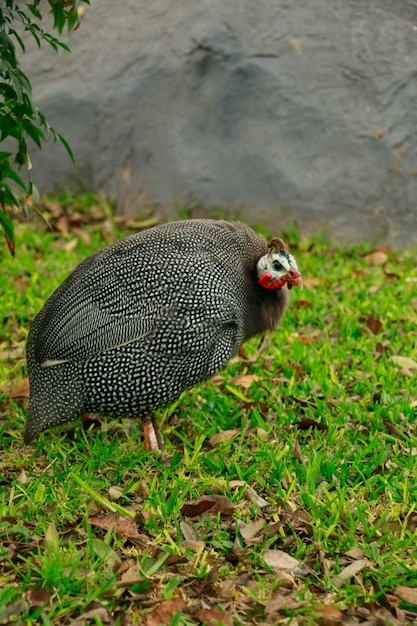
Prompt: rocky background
<box><xmin>21</xmin><ymin>0</ymin><xmax>417</xmax><ymax>245</ymax></box>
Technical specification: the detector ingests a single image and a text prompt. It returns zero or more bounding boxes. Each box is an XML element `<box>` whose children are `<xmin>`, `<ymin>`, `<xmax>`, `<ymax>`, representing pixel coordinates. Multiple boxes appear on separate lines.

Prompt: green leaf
<box><xmin>8</xmin><ymin>29</ymin><xmax>26</xmax><ymax>53</ymax></box>
<box><xmin>6</xmin><ymin>168</ymin><xmax>26</xmax><ymax>190</ymax></box>
<box><xmin>56</xmin><ymin>132</ymin><xmax>75</xmax><ymax>163</ymax></box>
<box><xmin>29</xmin><ymin>180</ymin><xmax>40</xmax><ymax>205</ymax></box>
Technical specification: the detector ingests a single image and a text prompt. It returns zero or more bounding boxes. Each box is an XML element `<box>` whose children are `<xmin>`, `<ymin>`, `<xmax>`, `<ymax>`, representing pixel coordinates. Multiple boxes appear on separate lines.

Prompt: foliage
<box><xmin>1</xmin><ymin>202</ymin><xmax>417</xmax><ymax>624</ymax></box>
<box><xmin>0</xmin><ymin>0</ymin><xmax>89</xmax><ymax>254</ymax></box>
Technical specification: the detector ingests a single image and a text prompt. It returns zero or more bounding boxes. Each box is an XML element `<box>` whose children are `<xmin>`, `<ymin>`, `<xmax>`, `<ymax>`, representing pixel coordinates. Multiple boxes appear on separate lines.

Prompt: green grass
<box><xmin>1</xmin><ymin>198</ymin><xmax>417</xmax><ymax>625</ymax></box>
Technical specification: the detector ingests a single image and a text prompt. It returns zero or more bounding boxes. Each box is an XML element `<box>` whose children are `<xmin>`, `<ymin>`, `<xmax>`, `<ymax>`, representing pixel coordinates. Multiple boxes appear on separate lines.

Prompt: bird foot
<box><xmin>142</xmin><ymin>415</ymin><xmax>164</xmax><ymax>451</ymax></box>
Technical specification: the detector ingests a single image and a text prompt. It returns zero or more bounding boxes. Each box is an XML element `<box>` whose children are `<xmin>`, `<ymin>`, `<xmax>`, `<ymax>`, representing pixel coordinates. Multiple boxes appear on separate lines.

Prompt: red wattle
<box><xmin>258</xmin><ymin>272</ymin><xmax>286</xmax><ymax>290</ymax></box>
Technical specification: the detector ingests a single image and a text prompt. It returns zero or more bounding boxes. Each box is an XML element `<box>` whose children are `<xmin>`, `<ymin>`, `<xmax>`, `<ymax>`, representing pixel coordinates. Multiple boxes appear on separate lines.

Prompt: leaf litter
<box><xmin>2</xmin><ymin>203</ymin><xmax>417</xmax><ymax>625</ymax></box>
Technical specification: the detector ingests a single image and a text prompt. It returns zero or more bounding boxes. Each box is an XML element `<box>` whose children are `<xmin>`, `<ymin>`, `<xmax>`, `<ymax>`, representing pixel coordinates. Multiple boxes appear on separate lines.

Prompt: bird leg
<box><xmin>142</xmin><ymin>414</ymin><xmax>164</xmax><ymax>451</ymax></box>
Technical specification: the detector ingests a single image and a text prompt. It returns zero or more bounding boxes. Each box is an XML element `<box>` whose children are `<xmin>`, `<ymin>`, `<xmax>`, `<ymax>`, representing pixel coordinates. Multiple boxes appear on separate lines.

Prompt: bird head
<box><xmin>257</xmin><ymin>238</ymin><xmax>303</xmax><ymax>290</ymax></box>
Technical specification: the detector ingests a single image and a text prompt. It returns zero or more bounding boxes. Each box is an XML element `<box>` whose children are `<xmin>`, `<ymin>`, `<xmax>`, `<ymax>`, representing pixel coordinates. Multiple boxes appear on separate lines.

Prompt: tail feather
<box><xmin>25</xmin><ymin>391</ymin><xmax>86</xmax><ymax>443</ymax></box>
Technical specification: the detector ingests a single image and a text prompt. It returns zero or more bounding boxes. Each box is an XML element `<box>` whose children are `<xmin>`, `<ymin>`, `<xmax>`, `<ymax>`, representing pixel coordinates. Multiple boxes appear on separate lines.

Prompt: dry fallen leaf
<box><xmin>365</xmin><ymin>316</ymin><xmax>383</xmax><ymax>335</ymax></box>
<box><xmin>181</xmin><ymin>540</ymin><xmax>206</xmax><ymax>552</ymax></box>
<box><xmin>0</xmin><ymin>378</ymin><xmax>30</xmax><ymax>398</ymax></box>
<box><xmin>72</xmin><ymin>226</ymin><xmax>91</xmax><ymax>246</ymax></box>
<box><xmin>265</xmin><ymin>591</ymin><xmax>289</xmax><ymax>615</ymax></box>
<box><xmin>345</xmin><ymin>547</ymin><xmax>364</xmax><ymax>560</ymax></box>
<box><xmin>117</xmin><ymin>562</ymin><xmax>142</xmax><ymax>589</ymax></box>
<box><xmin>295</xmin><ymin>299</ymin><xmax>312</xmax><ymax>308</ymax></box>
<box><xmin>331</xmin><ymin>559</ymin><xmax>368</xmax><ymax>588</ymax></box>
<box><xmin>314</xmin><ymin>603</ymin><xmax>344</xmax><ymax>621</ymax></box>
<box><xmin>263</xmin><ymin>549</ymin><xmax>300</xmax><ymax>572</ymax></box>
<box><xmin>296</xmin><ymin>417</ymin><xmax>327</xmax><ymax>431</ymax></box>
<box><xmin>64</xmin><ymin>238</ymin><xmax>78</xmax><ymax>252</ymax></box>
<box><xmin>233</xmin><ymin>374</ymin><xmax>261</xmax><ymax>389</ymax></box>
<box><xmin>108</xmin><ymin>486</ymin><xmax>124</xmax><ymax>501</ymax></box>
<box><xmin>303</xmin><ymin>277</ymin><xmax>326</xmax><ymax>289</ymax></box>
<box><xmin>266</xmin><ymin>592</ymin><xmax>309</xmax><ymax>615</ymax></box>
<box><xmin>180</xmin><ymin>520</ymin><xmax>198</xmax><ymax>542</ymax></box>
<box><xmin>395</xmin><ymin>586</ymin><xmax>417</xmax><ymax>606</ymax></box>
<box><xmin>245</xmin><ymin>486</ymin><xmax>269</xmax><ymax>508</ymax></box>
<box><xmin>239</xmin><ymin>518</ymin><xmax>265</xmax><ymax>543</ymax></box>
<box><xmin>195</xmin><ymin>607</ymin><xmax>233</xmax><ymax>626</ymax></box>
<box><xmin>26</xmin><ymin>587</ymin><xmax>52</xmax><ymax>609</ymax></box>
<box><xmin>364</xmin><ymin>249</ymin><xmax>388</xmax><ymax>265</ymax></box>
<box><xmin>68</xmin><ymin>602</ymin><xmax>112</xmax><ymax>626</ymax></box>
<box><xmin>144</xmin><ymin>598</ymin><xmax>187</xmax><ymax>626</ymax></box>
<box><xmin>181</xmin><ymin>494</ymin><xmax>234</xmax><ymax>517</ymax></box>
<box><xmin>391</xmin><ymin>356</ymin><xmax>417</xmax><ymax>370</ymax></box>
<box><xmin>289</xmin><ymin>333</ymin><xmax>317</xmax><ymax>345</ymax></box>
<box><xmin>17</xmin><ymin>469</ymin><xmax>28</xmax><ymax>484</ymax></box>
<box><xmin>0</xmin><ymin>600</ymin><xmax>27</xmax><ymax>623</ymax></box>
<box><xmin>88</xmin><ymin>513</ymin><xmax>142</xmax><ymax>541</ymax></box>
<box><xmin>208</xmin><ymin>429</ymin><xmax>240</xmax><ymax>447</ymax></box>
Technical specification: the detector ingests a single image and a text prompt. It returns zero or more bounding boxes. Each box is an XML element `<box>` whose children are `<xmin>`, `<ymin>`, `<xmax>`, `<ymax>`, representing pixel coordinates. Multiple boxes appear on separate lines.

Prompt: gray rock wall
<box><xmin>20</xmin><ymin>0</ymin><xmax>417</xmax><ymax>245</ymax></box>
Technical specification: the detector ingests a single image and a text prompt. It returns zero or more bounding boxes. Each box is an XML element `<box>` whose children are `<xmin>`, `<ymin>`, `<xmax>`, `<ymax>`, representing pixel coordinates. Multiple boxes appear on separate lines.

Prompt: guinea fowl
<box><xmin>25</xmin><ymin>219</ymin><xmax>302</xmax><ymax>449</ymax></box>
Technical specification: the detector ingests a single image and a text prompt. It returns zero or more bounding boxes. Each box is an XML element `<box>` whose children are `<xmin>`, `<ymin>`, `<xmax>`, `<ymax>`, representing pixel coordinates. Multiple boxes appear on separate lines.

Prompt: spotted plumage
<box><xmin>25</xmin><ymin>219</ymin><xmax>302</xmax><ymax>447</ymax></box>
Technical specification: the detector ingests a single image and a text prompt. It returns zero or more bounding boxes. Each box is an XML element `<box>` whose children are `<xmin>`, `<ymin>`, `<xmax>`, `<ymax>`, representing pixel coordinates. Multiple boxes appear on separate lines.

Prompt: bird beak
<box><xmin>286</xmin><ymin>269</ymin><xmax>303</xmax><ymax>290</ymax></box>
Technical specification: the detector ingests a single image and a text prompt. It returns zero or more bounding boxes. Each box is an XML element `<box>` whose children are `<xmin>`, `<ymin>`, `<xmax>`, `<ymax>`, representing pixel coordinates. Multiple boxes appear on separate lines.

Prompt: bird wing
<box><xmin>32</xmin><ymin>243</ymin><xmax>243</xmax><ymax>368</ymax></box>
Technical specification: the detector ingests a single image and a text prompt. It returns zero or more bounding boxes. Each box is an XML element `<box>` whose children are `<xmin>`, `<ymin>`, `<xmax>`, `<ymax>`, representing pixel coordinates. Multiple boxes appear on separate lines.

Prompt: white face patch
<box><xmin>257</xmin><ymin>250</ymin><xmax>298</xmax><ymax>280</ymax></box>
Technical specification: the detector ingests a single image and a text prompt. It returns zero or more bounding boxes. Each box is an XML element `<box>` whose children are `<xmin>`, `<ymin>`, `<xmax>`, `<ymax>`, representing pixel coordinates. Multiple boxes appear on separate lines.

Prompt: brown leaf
<box><xmin>245</xmin><ymin>486</ymin><xmax>269</xmax><ymax>508</ymax></box>
<box><xmin>166</xmin><ymin>553</ymin><xmax>189</xmax><ymax>566</ymax></box>
<box><xmin>294</xmin><ymin>299</ymin><xmax>312</xmax><ymax>308</ymax></box>
<box><xmin>88</xmin><ymin>513</ymin><xmax>141</xmax><ymax>540</ymax></box>
<box><xmin>290</xmin><ymin>333</ymin><xmax>317</xmax><ymax>345</ymax></box>
<box><xmin>292</xmin><ymin>362</ymin><xmax>306</xmax><ymax>377</ymax></box>
<box><xmin>180</xmin><ymin>520</ymin><xmax>198</xmax><ymax>541</ymax></box>
<box><xmin>181</xmin><ymin>494</ymin><xmax>234</xmax><ymax>517</ymax></box>
<box><xmin>314</xmin><ymin>603</ymin><xmax>344</xmax><ymax>624</ymax></box>
<box><xmin>239</xmin><ymin>518</ymin><xmax>265</xmax><ymax>543</ymax></box>
<box><xmin>265</xmin><ymin>592</ymin><xmax>289</xmax><ymax>615</ymax></box>
<box><xmin>296</xmin><ymin>417</ymin><xmax>327</xmax><ymax>431</ymax></box>
<box><xmin>395</xmin><ymin>586</ymin><xmax>417</xmax><ymax>606</ymax></box>
<box><xmin>331</xmin><ymin>559</ymin><xmax>368</xmax><ymax>588</ymax></box>
<box><xmin>228</xmin><ymin>480</ymin><xmax>246</xmax><ymax>489</ymax></box>
<box><xmin>263</xmin><ymin>549</ymin><xmax>300</xmax><ymax>572</ymax></box>
<box><xmin>118</xmin><ymin>563</ymin><xmax>142</xmax><ymax>589</ymax></box>
<box><xmin>69</xmin><ymin>602</ymin><xmax>112</xmax><ymax>626</ymax></box>
<box><xmin>55</xmin><ymin>215</ymin><xmax>70</xmax><ymax>237</ymax></box>
<box><xmin>352</xmin><ymin>269</ymin><xmax>370</xmax><ymax>278</ymax></box>
<box><xmin>265</xmin><ymin>593</ymin><xmax>308</xmax><ymax>615</ymax></box>
<box><xmin>26</xmin><ymin>587</ymin><xmax>52</xmax><ymax>608</ymax></box>
<box><xmin>384</xmin><ymin>269</ymin><xmax>401</xmax><ymax>281</ymax></box>
<box><xmin>195</xmin><ymin>608</ymin><xmax>233</xmax><ymax>626</ymax></box>
<box><xmin>364</xmin><ymin>249</ymin><xmax>388</xmax><ymax>265</ymax></box>
<box><xmin>238</xmin><ymin>345</ymin><xmax>249</xmax><ymax>359</ymax></box>
<box><xmin>181</xmin><ymin>540</ymin><xmax>206</xmax><ymax>552</ymax></box>
<box><xmin>108</xmin><ymin>486</ymin><xmax>123</xmax><ymax>501</ymax></box>
<box><xmin>17</xmin><ymin>469</ymin><xmax>28</xmax><ymax>484</ymax></box>
<box><xmin>293</xmin><ymin>438</ymin><xmax>303</xmax><ymax>464</ymax></box>
<box><xmin>144</xmin><ymin>598</ymin><xmax>187</xmax><ymax>626</ymax></box>
<box><xmin>303</xmin><ymin>277</ymin><xmax>326</xmax><ymax>289</ymax></box>
<box><xmin>137</xmin><ymin>479</ymin><xmax>150</xmax><ymax>498</ymax></box>
<box><xmin>345</xmin><ymin>547</ymin><xmax>364</xmax><ymax>560</ymax></box>
<box><xmin>72</xmin><ymin>227</ymin><xmax>91</xmax><ymax>246</ymax></box>
<box><xmin>0</xmin><ymin>600</ymin><xmax>27</xmax><ymax>623</ymax></box>
<box><xmin>365</xmin><ymin>316</ymin><xmax>383</xmax><ymax>334</ymax></box>
<box><xmin>391</xmin><ymin>355</ymin><xmax>417</xmax><ymax>370</ymax></box>
<box><xmin>209</xmin><ymin>429</ymin><xmax>240</xmax><ymax>447</ymax></box>
<box><xmin>14</xmin><ymin>276</ymin><xmax>31</xmax><ymax>290</ymax></box>
<box><xmin>233</xmin><ymin>374</ymin><xmax>261</xmax><ymax>389</ymax></box>
<box><xmin>266</xmin><ymin>520</ymin><xmax>283</xmax><ymax>538</ymax></box>
<box><xmin>0</xmin><ymin>378</ymin><xmax>30</xmax><ymax>398</ymax></box>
